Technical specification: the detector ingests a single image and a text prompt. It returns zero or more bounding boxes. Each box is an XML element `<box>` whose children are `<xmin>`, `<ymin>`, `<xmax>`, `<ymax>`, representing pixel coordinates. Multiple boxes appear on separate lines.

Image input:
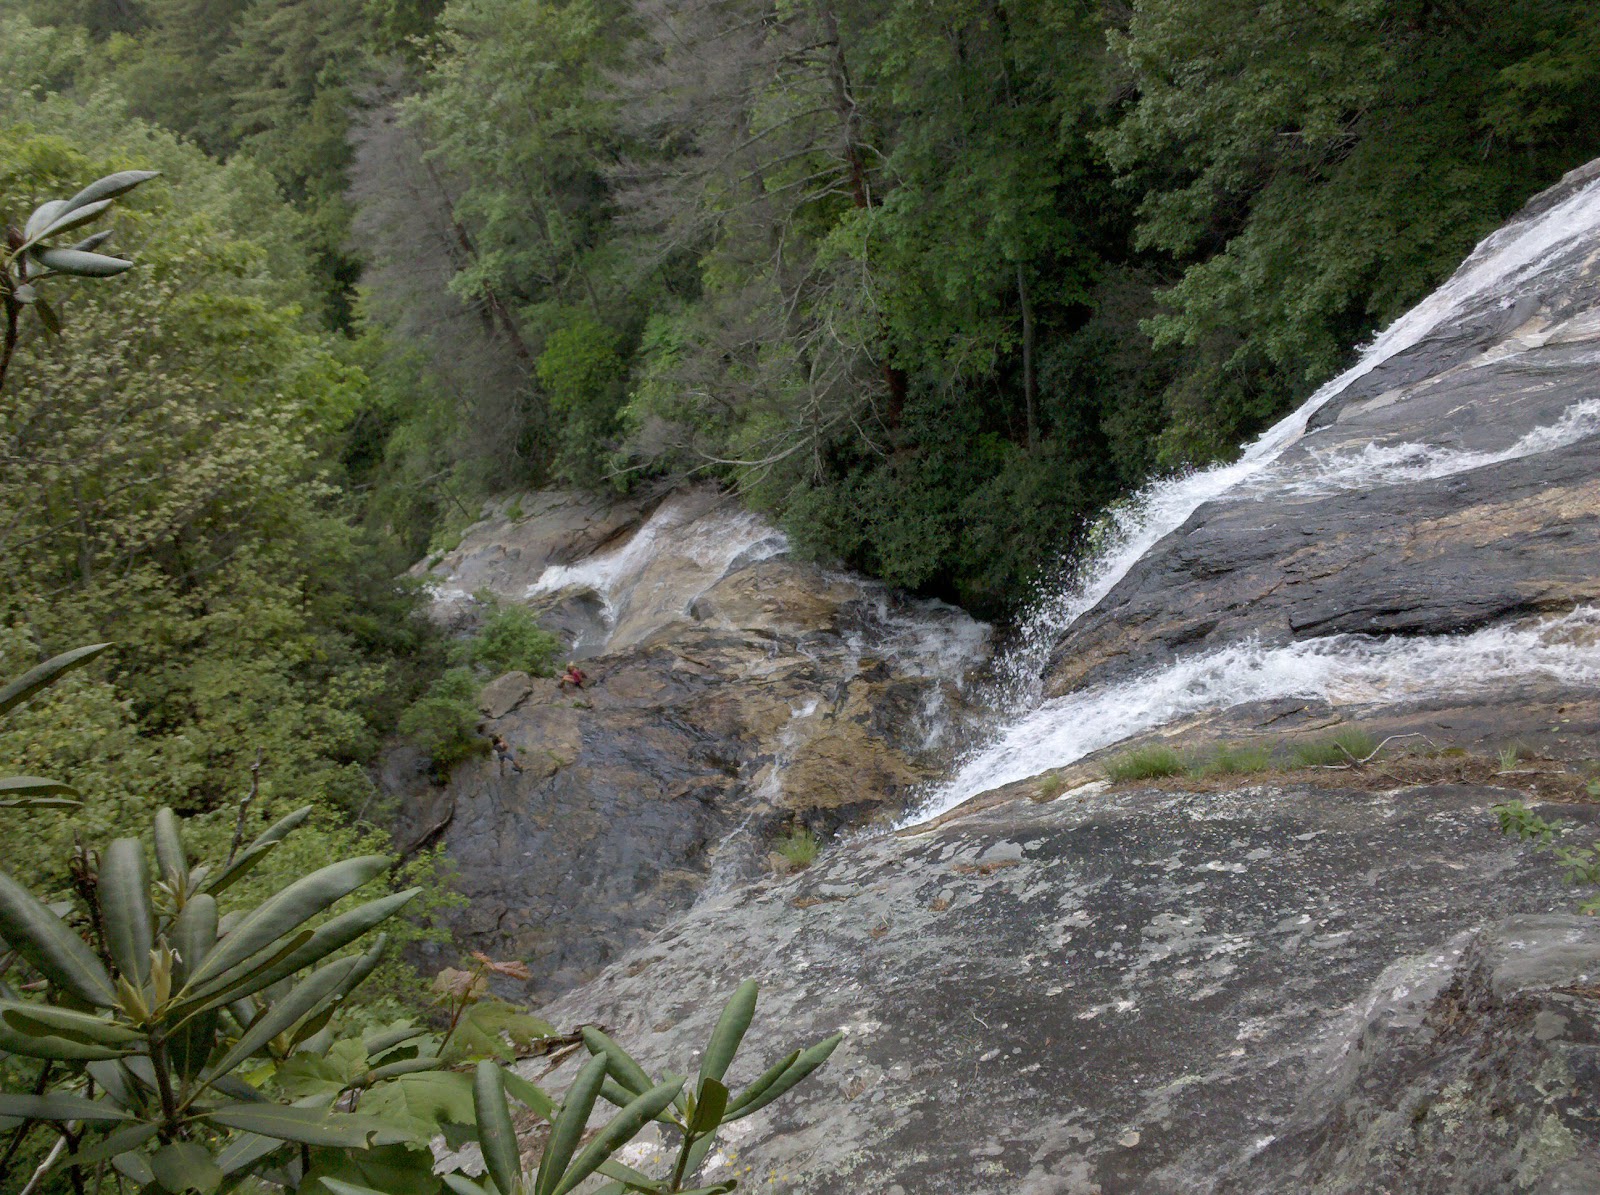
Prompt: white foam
<box><xmin>913</xmin><ymin>608</ymin><xmax>1600</xmax><ymax>818</ymax></box>
<box><xmin>1250</xmin><ymin>398</ymin><xmax>1600</xmax><ymax>497</ymax></box>
<box><xmin>998</xmin><ymin>174</ymin><xmax>1600</xmax><ymax>702</ymax></box>
<box><xmin>521</xmin><ymin>495</ymin><xmax>787</xmax><ymax>651</ymax></box>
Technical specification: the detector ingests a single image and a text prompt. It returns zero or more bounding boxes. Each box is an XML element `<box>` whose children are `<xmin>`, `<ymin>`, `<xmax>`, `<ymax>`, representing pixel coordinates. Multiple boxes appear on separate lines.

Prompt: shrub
<box><xmin>398</xmin><ymin>666</ymin><xmax>485</xmax><ymax>771</ymax></box>
<box><xmin>1105</xmin><ymin>744</ymin><xmax>1188</xmax><ymax>782</ymax></box>
<box><xmin>1496</xmin><ymin>799</ymin><xmax>1600</xmax><ymax>914</ymax></box>
<box><xmin>0</xmin><ymin>647</ymin><xmax>841</xmax><ymax>1195</ymax></box>
<box><xmin>459</xmin><ymin>599</ymin><xmax>561</xmax><ymax>677</ymax></box>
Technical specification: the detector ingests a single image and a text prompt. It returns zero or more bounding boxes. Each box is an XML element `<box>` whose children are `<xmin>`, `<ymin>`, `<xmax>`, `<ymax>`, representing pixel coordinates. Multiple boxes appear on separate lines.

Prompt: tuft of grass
<box><xmin>1032</xmin><ymin>774</ymin><xmax>1067</xmax><ymax>802</ymax></box>
<box><xmin>1197</xmin><ymin>742</ymin><xmax>1273</xmax><ymax>777</ymax></box>
<box><xmin>1290</xmin><ymin>727</ymin><xmax>1378</xmax><ymax>768</ymax></box>
<box><xmin>772</xmin><ymin>826</ymin><xmax>820</xmax><ymax>872</ymax></box>
<box><xmin>1497</xmin><ymin>745</ymin><xmax>1520</xmax><ymax>772</ymax></box>
<box><xmin>1105</xmin><ymin>744</ymin><xmax>1189</xmax><ymax>782</ymax></box>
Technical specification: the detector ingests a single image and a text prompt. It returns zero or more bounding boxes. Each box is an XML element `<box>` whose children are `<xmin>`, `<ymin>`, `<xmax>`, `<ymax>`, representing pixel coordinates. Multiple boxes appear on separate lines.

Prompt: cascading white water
<box><xmin>912</xmin><ymin>171</ymin><xmax>1600</xmax><ymax>822</ymax></box>
<box><xmin>928</xmin><ymin>608</ymin><xmax>1600</xmax><ymax>807</ymax></box>
<box><xmin>523</xmin><ymin>494</ymin><xmax>787</xmax><ymax>651</ymax></box>
<box><xmin>526</xmin><ymin>496</ymin><xmax>787</xmax><ymax>607</ymax></box>
<box><xmin>998</xmin><ymin>174</ymin><xmax>1600</xmax><ymax>698</ymax></box>
<box><xmin>1242</xmin><ymin>397</ymin><xmax>1600</xmax><ymax>498</ymax></box>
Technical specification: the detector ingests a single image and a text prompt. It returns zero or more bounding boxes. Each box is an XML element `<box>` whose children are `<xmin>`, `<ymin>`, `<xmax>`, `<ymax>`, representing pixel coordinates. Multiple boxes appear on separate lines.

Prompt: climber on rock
<box><xmin>491</xmin><ymin>734</ymin><xmax>523</xmax><ymax>774</ymax></box>
<box><xmin>559</xmin><ymin>663</ymin><xmax>588</xmax><ymax>690</ymax></box>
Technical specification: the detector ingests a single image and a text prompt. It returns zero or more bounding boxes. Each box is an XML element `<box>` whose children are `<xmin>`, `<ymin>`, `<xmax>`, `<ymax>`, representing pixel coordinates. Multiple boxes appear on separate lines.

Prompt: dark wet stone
<box><xmin>388</xmin><ymin>523</ymin><xmax>987</xmax><ymax>1001</ymax></box>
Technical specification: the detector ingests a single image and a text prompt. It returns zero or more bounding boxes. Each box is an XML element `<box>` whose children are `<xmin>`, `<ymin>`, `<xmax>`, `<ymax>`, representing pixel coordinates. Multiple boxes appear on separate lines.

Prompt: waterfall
<box><xmin>523</xmin><ymin>493</ymin><xmax>788</xmax><ymax>652</ymax></box>
<box><xmin>911</xmin><ymin>171</ymin><xmax>1600</xmax><ymax>822</ymax></box>
<box><xmin>931</xmin><ymin>608</ymin><xmax>1600</xmax><ymax>805</ymax></box>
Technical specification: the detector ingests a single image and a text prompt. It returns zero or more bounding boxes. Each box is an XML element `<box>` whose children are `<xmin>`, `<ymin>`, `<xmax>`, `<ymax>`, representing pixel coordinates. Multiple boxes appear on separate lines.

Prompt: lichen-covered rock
<box><xmin>1229</xmin><ymin>915</ymin><xmax>1600</xmax><ymax>1193</ymax></box>
<box><xmin>527</xmin><ymin>779</ymin><xmax>1600</xmax><ymax>1194</ymax></box>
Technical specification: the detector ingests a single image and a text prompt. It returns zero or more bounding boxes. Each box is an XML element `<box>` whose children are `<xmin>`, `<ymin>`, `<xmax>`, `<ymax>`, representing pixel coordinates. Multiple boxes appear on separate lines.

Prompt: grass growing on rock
<box><xmin>1289</xmin><ymin>728</ymin><xmax>1379</xmax><ymax>767</ymax></box>
<box><xmin>1197</xmin><ymin>743</ymin><xmax>1273</xmax><ymax>777</ymax></box>
<box><xmin>1105</xmin><ymin>745</ymin><xmax>1189</xmax><ymax>781</ymax></box>
<box><xmin>1032</xmin><ymin>774</ymin><xmax>1068</xmax><ymax>802</ymax></box>
<box><xmin>1106</xmin><ymin>741</ymin><xmax>1274</xmax><ymax>783</ymax></box>
<box><xmin>771</xmin><ymin>826</ymin><xmax>820</xmax><ymax>872</ymax></box>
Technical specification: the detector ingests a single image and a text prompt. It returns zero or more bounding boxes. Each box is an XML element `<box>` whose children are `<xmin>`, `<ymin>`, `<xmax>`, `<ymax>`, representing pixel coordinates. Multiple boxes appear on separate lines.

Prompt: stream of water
<box><xmin>933</xmin><ymin>607</ymin><xmax>1600</xmax><ymax>804</ymax></box>
<box><xmin>908</xmin><ymin>171</ymin><xmax>1600</xmax><ymax>823</ymax></box>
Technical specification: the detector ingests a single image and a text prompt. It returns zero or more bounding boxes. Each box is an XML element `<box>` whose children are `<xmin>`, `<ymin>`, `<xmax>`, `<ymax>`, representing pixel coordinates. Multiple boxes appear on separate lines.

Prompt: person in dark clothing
<box><xmin>491</xmin><ymin>734</ymin><xmax>522</xmax><ymax>774</ymax></box>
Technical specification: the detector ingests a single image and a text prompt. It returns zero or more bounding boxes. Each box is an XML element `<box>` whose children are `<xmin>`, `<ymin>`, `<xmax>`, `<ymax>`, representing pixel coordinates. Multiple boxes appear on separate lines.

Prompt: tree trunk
<box><xmin>1018</xmin><ymin>265</ymin><xmax>1037</xmax><ymax>450</ymax></box>
<box><xmin>422</xmin><ymin>158</ymin><xmax>536</xmax><ymax>370</ymax></box>
<box><xmin>816</xmin><ymin>0</ymin><xmax>908</xmax><ymax>430</ymax></box>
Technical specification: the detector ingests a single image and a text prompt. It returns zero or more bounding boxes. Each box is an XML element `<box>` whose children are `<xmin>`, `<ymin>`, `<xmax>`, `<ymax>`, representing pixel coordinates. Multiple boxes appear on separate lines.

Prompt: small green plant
<box><xmin>1105</xmin><ymin>744</ymin><xmax>1188</xmax><ymax>782</ymax></box>
<box><xmin>1032</xmin><ymin>774</ymin><xmax>1067</xmax><ymax>802</ymax></box>
<box><xmin>1290</xmin><ymin>727</ymin><xmax>1379</xmax><ymax>767</ymax></box>
<box><xmin>1197</xmin><ymin>743</ymin><xmax>1272</xmax><ymax>777</ymax></box>
<box><xmin>1495</xmin><ymin>799</ymin><xmax>1600</xmax><ymax>913</ymax></box>
<box><xmin>771</xmin><ymin>827</ymin><xmax>820</xmax><ymax>872</ymax></box>
<box><xmin>459</xmin><ymin>598</ymin><xmax>561</xmax><ymax>677</ymax></box>
<box><xmin>1497</xmin><ymin>746</ymin><xmax>1520</xmax><ymax>772</ymax></box>
<box><xmin>399</xmin><ymin>666</ymin><xmax>488</xmax><ymax>773</ymax></box>
<box><xmin>322</xmin><ymin>980</ymin><xmax>841</xmax><ymax>1195</ymax></box>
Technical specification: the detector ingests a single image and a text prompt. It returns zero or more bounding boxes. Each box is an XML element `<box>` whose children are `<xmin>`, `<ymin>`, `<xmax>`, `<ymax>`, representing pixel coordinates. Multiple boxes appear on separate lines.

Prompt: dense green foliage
<box><xmin>11</xmin><ymin>0</ymin><xmax>1600</xmax><ymax>617</ymax></box>
<box><xmin>0</xmin><ymin>38</ymin><xmax>456</xmax><ymax>959</ymax></box>
<box><xmin>376</xmin><ymin>0</ymin><xmax>1600</xmax><ymax>614</ymax></box>
<box><xmin>0</xmin><ymin>671</ymin><xmax>834</xmax><ymax>1195</ymax></box>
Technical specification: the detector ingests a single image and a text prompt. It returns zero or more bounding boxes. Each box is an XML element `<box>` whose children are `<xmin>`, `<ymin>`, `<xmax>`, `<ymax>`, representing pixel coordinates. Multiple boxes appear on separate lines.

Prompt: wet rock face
<box><xmin>531</xmin><ymin>781</ymin><xmax>1600</xmax><ymax>1194</ymax></box>
<box><xmin>391</xmin><ymin>490</ymin><xmax>988</xmax><ymax>998</ymax></box>
<box><xmin>415</xmin><ymin>490</ymin><xmax>649</xmax><ymax>629</ymax></box>
<box><xmin>1044</xmin><ymin>162</ymin><xmax>1600</xmax><ymax>697</ymax></box>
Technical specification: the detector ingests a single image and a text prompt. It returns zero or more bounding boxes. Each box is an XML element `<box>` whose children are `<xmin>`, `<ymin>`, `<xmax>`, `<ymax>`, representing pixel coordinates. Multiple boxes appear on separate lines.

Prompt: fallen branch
<box><xmin>1309</xmin><ymin>731</ymin><xmax>1433</xmax><ymax>769</ymax></box>
<box><xmin>393</xmin><ymin>798</ymin><xmax>457</xmax><ymax>868</ymax></box>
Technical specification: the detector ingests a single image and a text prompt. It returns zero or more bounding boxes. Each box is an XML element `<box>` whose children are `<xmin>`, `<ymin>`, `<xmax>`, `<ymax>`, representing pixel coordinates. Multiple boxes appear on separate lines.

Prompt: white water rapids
<box><xmin>909</xmin><ymin>170</ymin><xmax>1600</xmax><ymax>823</ymax></box>
<box><xmin>933</xmin><ymin>608</ymin><xmax>1600</xmax><ymax>805</ymax></box>
<box><xmin>1250</xmin><ymin>397</ymin><xmax>1600</xmax><ymax>499</ymax></box>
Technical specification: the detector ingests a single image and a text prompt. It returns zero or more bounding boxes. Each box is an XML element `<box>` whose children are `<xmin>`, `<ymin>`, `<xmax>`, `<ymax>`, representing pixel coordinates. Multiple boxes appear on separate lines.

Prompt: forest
<box><xmin>1</xmin><ymin>0</ymin><xmax>1597</xmax><ymax>956</ymax></box>
<box><xmin>2</xmin><ymin>0</ymin><xmax>1600</xmax><ymax>1187</ymax></box>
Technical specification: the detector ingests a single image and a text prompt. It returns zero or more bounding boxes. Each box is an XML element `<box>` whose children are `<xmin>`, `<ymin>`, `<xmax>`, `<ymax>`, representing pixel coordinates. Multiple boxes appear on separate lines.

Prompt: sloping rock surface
<box><xmin>391</xmin><ymin>489</ymin><xmax>988</xmax><ymax>998</ymax></box>
<box><xmin>530</xmin><ymin>780</ymin><xmax>1600</xmax><ymax>1194</ymax></box>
